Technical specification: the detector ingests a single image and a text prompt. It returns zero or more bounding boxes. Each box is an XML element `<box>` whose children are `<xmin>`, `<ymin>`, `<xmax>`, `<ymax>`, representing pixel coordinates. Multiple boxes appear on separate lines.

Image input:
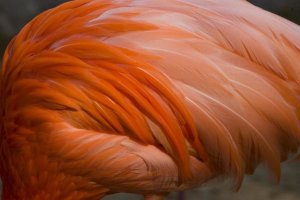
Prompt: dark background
<box><xmin>0</xmin><ymin>1</ymin><xmax>300</xmax><ymax>200</ymax></box>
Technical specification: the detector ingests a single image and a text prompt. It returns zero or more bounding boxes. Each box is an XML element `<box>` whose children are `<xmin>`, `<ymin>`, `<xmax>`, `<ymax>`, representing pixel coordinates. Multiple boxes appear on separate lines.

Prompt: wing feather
<box><xmin>2</xmin><ymin>0</ymin><xmax>300</xmax><ymax>191</ymax></box>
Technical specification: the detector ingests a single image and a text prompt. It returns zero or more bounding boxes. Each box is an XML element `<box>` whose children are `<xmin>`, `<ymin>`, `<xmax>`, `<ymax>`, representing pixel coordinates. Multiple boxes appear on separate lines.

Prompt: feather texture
<box><xmin>0</xmin><ymin>0</ymin><xmax>300</xmax><ymax>199</ymax></box>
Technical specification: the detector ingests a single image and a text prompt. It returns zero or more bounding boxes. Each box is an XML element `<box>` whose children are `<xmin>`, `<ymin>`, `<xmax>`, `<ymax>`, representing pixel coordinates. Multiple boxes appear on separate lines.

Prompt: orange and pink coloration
<box><xmin>0</xmin><ymin>0</ymin><xmax>300</xmax><ymax>199</ymax></box>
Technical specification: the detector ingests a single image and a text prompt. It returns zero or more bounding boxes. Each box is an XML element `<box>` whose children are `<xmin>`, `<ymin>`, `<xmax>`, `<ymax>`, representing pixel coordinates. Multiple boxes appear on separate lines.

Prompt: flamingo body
<box><xmin>0</xmin><ymin>0</ymin><xmax>300</xmax><ymax>199</ymax></box>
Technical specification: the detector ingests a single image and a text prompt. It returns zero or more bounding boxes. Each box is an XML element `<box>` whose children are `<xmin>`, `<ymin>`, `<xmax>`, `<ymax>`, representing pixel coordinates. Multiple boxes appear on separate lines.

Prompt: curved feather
<box><xmin>1</xmin><ymin>0</ymin><xmax>300</xmax><ymax>199</ymax></box>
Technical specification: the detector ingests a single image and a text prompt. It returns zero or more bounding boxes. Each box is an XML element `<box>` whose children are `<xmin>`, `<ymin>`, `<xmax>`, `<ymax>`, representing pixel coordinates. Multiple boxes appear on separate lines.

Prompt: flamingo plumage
<box><xmin>0</xmin><ymin>0</ymin><xmax>300</xmax><ymax>199</ymax></box>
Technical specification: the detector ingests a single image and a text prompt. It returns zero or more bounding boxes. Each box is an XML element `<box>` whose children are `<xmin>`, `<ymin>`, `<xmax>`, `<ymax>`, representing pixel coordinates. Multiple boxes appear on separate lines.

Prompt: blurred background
<box><xmin>0</xmin><ymin>0</ymin><xmax>300</xmax><ymax>200</ymax></box>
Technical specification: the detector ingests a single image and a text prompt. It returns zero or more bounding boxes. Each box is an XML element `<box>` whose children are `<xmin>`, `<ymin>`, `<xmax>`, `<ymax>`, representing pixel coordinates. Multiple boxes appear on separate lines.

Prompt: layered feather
<box><xmin>1</xmin><ymin>0</ymin><xmax>300</xmax><ymax>199</ymax></box>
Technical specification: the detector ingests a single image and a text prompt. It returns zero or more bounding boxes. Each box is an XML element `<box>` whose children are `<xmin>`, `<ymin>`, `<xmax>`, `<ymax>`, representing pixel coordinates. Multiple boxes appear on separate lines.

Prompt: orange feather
<box><xmin>0</xmin><ymin>0</ymin><xmax>300</xmax><ymax>199</ymax></box>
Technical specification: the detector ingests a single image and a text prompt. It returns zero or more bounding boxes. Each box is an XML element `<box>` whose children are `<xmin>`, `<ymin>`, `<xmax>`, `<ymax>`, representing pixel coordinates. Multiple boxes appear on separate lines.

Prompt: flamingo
<box><xmin>0</xmin><ymin>0</ymin><xmax>300</xmax><ymax>199</ymax></box>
